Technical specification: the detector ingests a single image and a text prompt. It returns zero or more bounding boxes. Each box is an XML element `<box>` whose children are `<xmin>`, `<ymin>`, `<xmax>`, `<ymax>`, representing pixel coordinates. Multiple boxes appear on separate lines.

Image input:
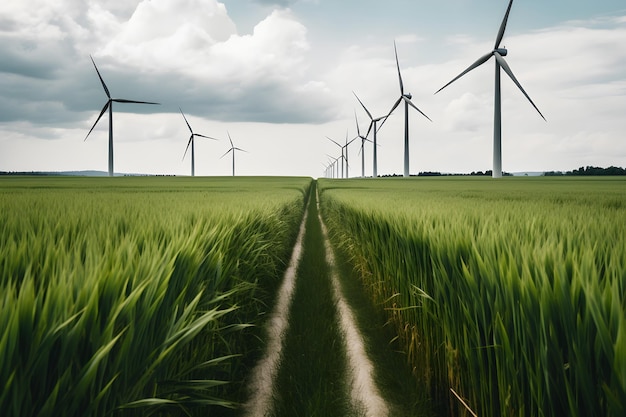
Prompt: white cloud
<box><xmin>443</xmin><ymin>92</ymin><xmax>491</xmax><ymax>132</ymax></box>
<box><xmin>101</xmin><ymin>0</ymin><xmax>236</xmax><ymax>69</ymax></box>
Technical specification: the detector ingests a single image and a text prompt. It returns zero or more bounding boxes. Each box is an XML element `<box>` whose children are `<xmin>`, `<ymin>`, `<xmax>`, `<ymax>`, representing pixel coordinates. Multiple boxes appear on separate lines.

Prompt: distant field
<box><xmin>0</xmin><ymin>176</ymin><xmax>311</xmax><ymax>417</ymax></box>
<box><xmin>319</xmin><ymin>176</ymin><xmax>626</xmax><ymax>417</ymax></box>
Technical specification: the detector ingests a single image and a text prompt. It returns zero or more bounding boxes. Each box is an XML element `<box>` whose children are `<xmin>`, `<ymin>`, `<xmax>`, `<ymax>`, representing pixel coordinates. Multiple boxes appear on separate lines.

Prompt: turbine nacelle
<box><xmin>403</xmin><ymin>93</ymin><xmax>413</xmax><ymax>100</ymax></box>
<box><xmin>494</xmin><ymin>48</ymin><xmax>508</xmax><ymax>57</ymax></box>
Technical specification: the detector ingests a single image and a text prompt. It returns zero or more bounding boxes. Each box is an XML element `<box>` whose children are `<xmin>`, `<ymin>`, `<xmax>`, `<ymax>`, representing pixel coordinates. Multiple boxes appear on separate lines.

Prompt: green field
<box><xmin>318</xmin><ymin>176</ymin><xmax>626</xmax><ymax>417</ymax></box>
<box><xmin>2</xmin><ymin>176</ymin><xmax>625</xmax><ymax>417</ymax></box>
<box><xmin>0</xmin><ymin>176</ymin><xmax>311</xmax><ymax>417</ymax></box>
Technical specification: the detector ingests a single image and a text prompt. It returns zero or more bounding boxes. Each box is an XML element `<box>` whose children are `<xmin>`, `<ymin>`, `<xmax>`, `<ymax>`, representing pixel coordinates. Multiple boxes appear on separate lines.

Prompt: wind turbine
<box><xmin>180</xmin><ymin>108</ymin><xmax>218</xmax><ymax>177</ymax></box>
<box><xmin>84</xmin><ymin>56</ymin><xmax>160</xmax><ymax>177</ymax></box>
<box><xmin>327</xmin><ymin>137</ymin><xmax>345</xmax><ymax>178</ymax></box>
<box><xmin>325</xmin><ymin>154</ymin><xmax>340</xmax><ymax>179</ymax></box>
<box><xmin>327</xmin><ymin>131</ymin><xmax>357</xmax><ymax>178</ymax></box>
<box><xmin>384</xmin><ymin>41</ymin><xmax>432</xmax><ymax>178</ymax></box>
<box><xmin>220</xmin><ymin>132</ymin><xmax>247</xmax><ymax>176</ymax></box>
<box><xmin>353</xmin><ymin>92</ymin><xmax>387</xmax><ymax>178</ymax></box>
<box><xmin>435</xmin><ymin>0</ymin><xmax>545</xmax><ymax>178</ymax></box>
<box><xmin>354</xmin><ymin>111</ymin><xmax>372</xmax><ymax>178</ymax></box>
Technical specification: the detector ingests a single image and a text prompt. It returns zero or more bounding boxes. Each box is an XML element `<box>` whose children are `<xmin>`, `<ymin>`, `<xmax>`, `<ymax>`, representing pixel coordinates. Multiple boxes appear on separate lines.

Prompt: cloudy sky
<box><xmin>1</xmin><ymin>0</ymin><xmax>625</xmax><ymax>177</ymax></box>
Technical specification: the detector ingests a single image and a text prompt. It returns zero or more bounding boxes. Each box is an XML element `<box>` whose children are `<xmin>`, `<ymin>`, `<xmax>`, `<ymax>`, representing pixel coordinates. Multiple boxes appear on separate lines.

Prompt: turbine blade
<box><xmin>353</xmin><ymin>91</ymin><xmax>373</xmax><ymax>120</ymax></box>
<box><xmin>90</xmin><ymin>55</ymin><xmax>111</xmax><ymax>99</ymax></box>
<box><xmin>326</xmin><ymin>136</ymin><xmax>342</xmax><ymax>147</ymax></box>
<box><xmin>220</xmin><ymin>148</ymin><xmax>233</xmax><ymax>159</ymax></box>
<box><xmin>113</xmin><ymin>99</ymin><xmax>160</xmax><ymax>105</ymax></box>
<box><xmin>495</xmin><ymin>53</ymin><xmax>546</xmax><ymax>121</ymax></box>
<box><xmin>435</xmin><ymin>52</ymin><xmax>493</xmax><ymax>94</ymax></box>
<box><xmin>84</xmin><ymin>101</ymin><xmax>110</xmax><ymax>141</ymax></box>
<box><xmin>354</xmin><ymin>110</ymin><xmax>361</xmax><ymax>136</ymax></box>
<box><xmin>180</xmin><ymin>107</ymin><xmax>193</xmax><ymax>134</ymax></box>
<box><xmin>495</xmin><ymin>0</ymin><xmax>515</xmax><ymax>49</ymax></box>
<box><xmin>365</xmin><ymin>120</ymin><xmax>374</xmax><ymax>138</ymax></box>
<box><xmin>194</xmin><ymin>134</ymin><xmax>219</xmax><ymax>141</ymax></box>
<box><xmin>346</xmin><ymin>136</ymin><xmax>358</xmax><ymax>146</ymax></box>
<box><xmin>378</xmin><ymin>97</ymin><xmax>402</xmax><ymax>130</ymax></box>
<box><xmin>182</xmin><ymin>136</ymin><xmax>193</xmax><ymax>161</ymax></box>
<box><xmin>375</xmin><ymin>116</ymin><xmax>390</xmax><ymax>133</ymax></box>
<box><xmin>227</xmin><ymin>131</ymin><xmax>234</xmax><ymax>147</ymax></box>
<box><xmin>394</xmin><ymin>41</ymin><xmax>404</xmax><ymax>95</ymax></box>
<box><xmin>405</xmin><ymin>97</ymin><xmax>433</xmax><ymax>122</ymax></box>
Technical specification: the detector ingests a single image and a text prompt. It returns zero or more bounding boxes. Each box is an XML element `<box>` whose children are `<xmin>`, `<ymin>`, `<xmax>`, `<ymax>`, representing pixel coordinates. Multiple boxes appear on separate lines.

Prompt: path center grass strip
<box><xmin>271</xmin><ymin>182</ymin><xmax>352</xmax><ymax>417</ymax></box>
<box><xmin>259</xmin><ymin>182</ymin><xmax>395</xmax><ymax>417</ymax></box>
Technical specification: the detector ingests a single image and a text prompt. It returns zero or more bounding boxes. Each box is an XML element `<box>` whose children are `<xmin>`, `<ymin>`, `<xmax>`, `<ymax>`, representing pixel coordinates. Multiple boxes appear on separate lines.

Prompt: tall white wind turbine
<box><xmin>84</xmin><ymin>56</ymin><xmax>160</xmax><ymax>177</ymax></box>
<box><xmin>220</xmin><ymin>132</ymin><xmax>247</xmax><ymax>176</ymax></box>
<box><xmin>383</xmin><ymin>41</ymin><xmax>432</xmax><ymax>178</ymax></box>
<box><xmin>353</xmin><ymin>92</ymin><xmax>387</xmax><ymax>178</ymax></box>
<box><xmin>435</xmin><ymin>0</ymin><xmax>545</xmax><ymax>178</ymax></box>
<box><xmin>180</xmin><ymin>108</ymin><xmax>218</xmax><ymax>177</ymax></box>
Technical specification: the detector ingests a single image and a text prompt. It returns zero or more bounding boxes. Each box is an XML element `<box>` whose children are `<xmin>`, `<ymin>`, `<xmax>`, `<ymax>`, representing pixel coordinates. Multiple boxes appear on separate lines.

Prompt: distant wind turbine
<box><xmin>327</xmin><ymin>131</ymin><xmax>357</xmax><ymax>178</ymax></box>
<box><xmin>383</xmin><ymin>41</ymin><xmax>432</xmax><ymax>178</ymax></box>
<box><xmin>354</xmin><ymin>111</ymin><xmax>372</xmax><ymax>178</ymax></box>
<box><xmin>220</xmin><ymin>132</ymin><xmax>247</xmax><ymax>176</ymax></box>
<box><xmin>353</xmin><ymin>92</ymin><xmax>387</xmax><ymax>178</ymax></box>
<box><xmin>84</xmin><ymin>56</ymin><xmax>160</xmax><ymax>177</ymax></box>
<box><xmin>180</xmin><ymin>108</ymin><xmax>218</xmax><ymax>177</ymax></box>
<box><xmin>435</xmin><ymin>0</ymin><xmax>545</xmax><ymax>178</ymax></box>
<box><xmin>325</xmin><ymin>154</ymin><xmax>340</xmax><ymax>179</ymax></box>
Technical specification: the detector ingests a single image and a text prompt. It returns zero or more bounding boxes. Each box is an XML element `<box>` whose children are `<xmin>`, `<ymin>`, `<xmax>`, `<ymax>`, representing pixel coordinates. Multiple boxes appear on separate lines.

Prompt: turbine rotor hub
<box><xmin>494</xmin><ymin>47</ymin><xmax>508</xmax><ymax>56</ymax></box>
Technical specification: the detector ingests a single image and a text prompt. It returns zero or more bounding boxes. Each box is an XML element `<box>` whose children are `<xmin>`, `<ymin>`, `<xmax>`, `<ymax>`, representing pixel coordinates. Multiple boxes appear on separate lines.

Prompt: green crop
<box><xmin>0</xmin><ymin>176</ymin><xmax>311</xmax><ymax>417</ymax></box>
<box><xmin>319</xmin><ymin>177</ymin><xmax>626</xmax><ymax>417</ymax></box>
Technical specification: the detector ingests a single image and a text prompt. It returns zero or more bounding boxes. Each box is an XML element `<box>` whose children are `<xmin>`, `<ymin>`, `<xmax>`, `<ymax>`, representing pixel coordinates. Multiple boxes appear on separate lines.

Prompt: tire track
<box><xmin>317</xmin><ymin>188</ymin><xmax>390</xmax><ymax>417</ymax></box>
<box><xmin>241</xmin><ymin>199</ymin><xmax>310</xmax><ymax>417</ymax></box>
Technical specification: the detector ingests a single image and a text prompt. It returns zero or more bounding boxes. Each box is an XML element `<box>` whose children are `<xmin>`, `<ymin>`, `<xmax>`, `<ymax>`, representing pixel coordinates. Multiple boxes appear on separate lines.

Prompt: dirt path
<box><xmin>241</xmin><ymin>181</ymin><xmax>390</xmax><ymax>417</ymax></box>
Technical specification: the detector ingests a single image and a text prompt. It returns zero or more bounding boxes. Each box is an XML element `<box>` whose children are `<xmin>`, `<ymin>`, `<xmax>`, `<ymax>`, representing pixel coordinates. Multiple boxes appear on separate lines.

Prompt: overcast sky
<box><xmin>1</xmin><ymin>0</ymin><xmax>625</xmax><ymax>177</ymax></box>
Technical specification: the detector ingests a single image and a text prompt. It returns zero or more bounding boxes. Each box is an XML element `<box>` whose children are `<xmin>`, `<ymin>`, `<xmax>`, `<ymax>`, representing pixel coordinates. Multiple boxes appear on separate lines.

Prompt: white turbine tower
<box><xmin>384</xmin><ymin>41</ymin><xmax>432</xmax><ymax>178</ymax></box>
<box><xmin>220</xmin><ymin>132</ymin><xmax>247</xmax><ymax>177</ymax></box>
<box><xmin>180</xmin><ymin>108</ymin><xmax>218</xmax><ymax>177</ymax></box>
<box><xmin>85</xmin><ymin>56</ymin><xmax>160</xmax><ymax>177</ymax></box>
<box><xmin>353</xmin><ymin>92</ymin><xmax>387</xmax><ymax>178</ymax></box>
<box><xmin>435</xmin><ymin>0</ymin><xmax>545</xmax><ymax>178</ymax></box>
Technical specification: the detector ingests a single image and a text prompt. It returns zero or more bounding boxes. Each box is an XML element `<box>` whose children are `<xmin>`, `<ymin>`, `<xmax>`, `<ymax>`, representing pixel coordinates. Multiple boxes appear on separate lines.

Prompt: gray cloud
<box><xmin>0</xmin><ymin>0</ymin><xmax>339</xmax><ymax>131</ymax></box>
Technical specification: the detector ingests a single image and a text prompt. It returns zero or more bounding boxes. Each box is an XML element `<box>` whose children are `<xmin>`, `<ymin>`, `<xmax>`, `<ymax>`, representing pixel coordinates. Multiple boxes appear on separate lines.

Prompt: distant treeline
<box><xmin>381</xmin><ymin>170</ymin><xmax>513</xmax><ymax>177</ymax></box>
<box><xmin>382</xmin><ymin>167</ymin><xmax>626</xmax><ymax>177</ymax></box>
<box><xmin>0</xmin><ymin>171</ymin><xmax>177</xmax><ymax>177</ymax></box>
<box><xmin>544</xmin><ymin>166</ymin><xmax>626</xmax><ymax>176</ymax></box>
<box><xmin>418</xmin><ymin>170</ymin><xmax>514</xmax><ymax>177</ymax></box>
